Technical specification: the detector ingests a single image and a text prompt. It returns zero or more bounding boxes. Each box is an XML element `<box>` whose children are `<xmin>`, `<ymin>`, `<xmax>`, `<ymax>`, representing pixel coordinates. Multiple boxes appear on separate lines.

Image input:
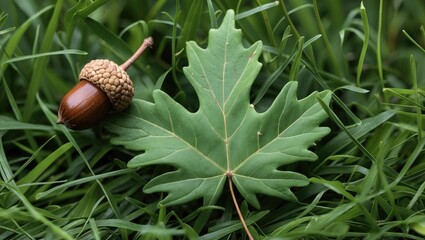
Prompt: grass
<box><xmin>1</xmin><ymin>0</ymin><xmax>425</xmax><ymax>239</ymax></box>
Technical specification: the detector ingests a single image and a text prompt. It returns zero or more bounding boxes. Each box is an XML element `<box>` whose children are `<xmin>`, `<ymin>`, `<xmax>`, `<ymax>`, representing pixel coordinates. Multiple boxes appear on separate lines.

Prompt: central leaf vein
<box><xmin>223</xmin><ymin>20</ymin><xmax>231</xmax><ymax>173</ymax></box>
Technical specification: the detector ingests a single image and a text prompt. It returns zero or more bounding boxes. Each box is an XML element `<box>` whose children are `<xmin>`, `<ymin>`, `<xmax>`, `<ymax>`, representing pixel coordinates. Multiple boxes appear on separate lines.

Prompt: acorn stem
<box><xmin>120</xmin><ymin>36</ymin><xmax>154</xmax><ymax>71</ymax></box>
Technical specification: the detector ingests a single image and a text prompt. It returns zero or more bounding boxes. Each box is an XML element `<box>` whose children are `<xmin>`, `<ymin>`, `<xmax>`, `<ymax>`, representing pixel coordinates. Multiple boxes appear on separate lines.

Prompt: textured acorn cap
<box><xmin>79</xmin><ymin>59</ymin><xmax>134</xmax><ymax>111</ymax></box>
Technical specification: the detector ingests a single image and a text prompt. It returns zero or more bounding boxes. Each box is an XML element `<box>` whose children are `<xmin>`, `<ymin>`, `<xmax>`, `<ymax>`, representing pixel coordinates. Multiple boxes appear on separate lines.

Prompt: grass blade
<box><xmin>235</xmin><ymin>1</ymin><xmax>279</xmax><ymax>20</ymax></box>
<box><xmin>23</xmin><ymin>0</ymin><xmax>63</xmax><ymax>121</ymax></box>
<box><xmin>356</xmin><ymin>2</ymin><xmax>370</xmax><ymax>86</ymax></box>
<box><xmin>376</xmin><ymin>0</ymin><xmax>384</xmax><ymax>89</ymax></box>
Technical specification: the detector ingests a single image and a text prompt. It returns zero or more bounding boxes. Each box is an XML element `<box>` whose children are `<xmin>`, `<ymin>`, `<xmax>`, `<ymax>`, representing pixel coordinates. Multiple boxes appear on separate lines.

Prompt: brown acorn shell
<box><xmin>57</xmin><ymin>80</ymin><xmax>112</xmax><ymax>130</ymax></box>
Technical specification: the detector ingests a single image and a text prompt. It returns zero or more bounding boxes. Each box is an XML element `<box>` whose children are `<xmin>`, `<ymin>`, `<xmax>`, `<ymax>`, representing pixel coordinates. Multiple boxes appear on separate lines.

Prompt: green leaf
<box><xmin>106</xmin><ymin>10</ymin><xmax>331</xmax><ymax>209</ymax></box>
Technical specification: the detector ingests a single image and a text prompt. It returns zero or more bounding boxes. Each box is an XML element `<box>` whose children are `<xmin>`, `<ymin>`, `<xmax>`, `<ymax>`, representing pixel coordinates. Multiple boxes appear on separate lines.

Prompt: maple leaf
<box><xmin>105</xmin><ymin>10</ymin><xmax>331</xmax><ymax>209</ymax></box>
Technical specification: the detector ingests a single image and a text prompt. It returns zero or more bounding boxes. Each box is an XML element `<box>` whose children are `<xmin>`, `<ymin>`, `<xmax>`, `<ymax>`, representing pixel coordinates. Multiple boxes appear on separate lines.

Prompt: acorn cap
<box><xmin>79</xmin><ymin>59</ymin><xmax>134</xmax><ymax>112</ymax></box>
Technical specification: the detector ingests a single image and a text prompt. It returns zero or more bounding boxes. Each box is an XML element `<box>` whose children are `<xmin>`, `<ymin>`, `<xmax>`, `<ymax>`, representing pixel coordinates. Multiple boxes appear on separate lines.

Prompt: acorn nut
<box><xmin>57</xmin><ymin>37</ymin><xmax>153</xmax><ymax>130</ymax></box>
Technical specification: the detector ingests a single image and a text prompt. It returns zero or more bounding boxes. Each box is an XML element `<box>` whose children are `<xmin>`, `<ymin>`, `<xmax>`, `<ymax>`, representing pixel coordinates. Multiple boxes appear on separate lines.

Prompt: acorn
<box><xmin>57</xmin><ymin>37</ymin><xmax>153</xmax><ymax>130</ymax></box>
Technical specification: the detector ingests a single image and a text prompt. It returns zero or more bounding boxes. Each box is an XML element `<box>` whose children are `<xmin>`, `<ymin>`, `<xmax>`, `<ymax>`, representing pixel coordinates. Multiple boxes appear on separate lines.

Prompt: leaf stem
<box><xmin>120</xmin><ymin>36</ymin><xmax>153</xmax><ymax>71</ymax></box>
<box><xmin>227</xmin><ymin>173</ymin><xmax>253</xmax><ymax>240</ymax></box>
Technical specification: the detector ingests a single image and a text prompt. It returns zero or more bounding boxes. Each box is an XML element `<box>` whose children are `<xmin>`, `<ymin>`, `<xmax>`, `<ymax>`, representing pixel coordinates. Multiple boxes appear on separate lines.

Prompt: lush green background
<box><xmin>1</xmin><ymin>0</ymin><xmax>425</xmax><ymax>239</ymax></box>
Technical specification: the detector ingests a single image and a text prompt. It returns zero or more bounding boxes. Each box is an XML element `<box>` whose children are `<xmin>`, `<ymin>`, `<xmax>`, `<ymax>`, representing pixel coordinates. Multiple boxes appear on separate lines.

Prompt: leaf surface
<box><xmin>106</xmin><ymin>10</ymin><xmax>331</xmax><ymax>208</ymax></box>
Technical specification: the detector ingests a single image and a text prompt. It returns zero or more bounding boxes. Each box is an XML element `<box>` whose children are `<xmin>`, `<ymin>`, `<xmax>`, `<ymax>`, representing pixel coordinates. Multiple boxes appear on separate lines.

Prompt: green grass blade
<box><xmin>313</xmin><ymin>0</ymin><xmax>341</xmax><ymax>76</ymax></box>
<box><xmin>310</xmin><ymin>178</ymin><xmax>356</xmax><ymax>202</ymax></box>
<box><xmin>310</xmin><ymin>177</ymin><xmax>379</xmax><ymax>232</ymax></box>
<box><xmin>96</xmin><ymin>219</ymin><xmax>184</xmax><ymax>235</ymax></box>
<box><xmin>383</xmin><ymin>88</ymin><xmax>425</xmax><ymax>110</ymax></box>
<box><xmin>318</xmin><ymin>97</ymin><xmax>393</xmax><ymax>162</ymax></box>
<box><xmin>273</xmin><ymin>4</ymin><xmax>312</xmax><ymax>36</ymax></box>
<box><xmin>253</xmin><ymin>34</ymin><xmax>321</xmax><ymax>105</ymax></box>
<box><xmin>0</xmin><ymin>116</ymin><xmax>52</xmax><ymax>130</ymax></box>
<box><xmin>89</xmin><ymin>218</ymin><xmax>101</xmax><ymax>240</ymax></box>
<box><xmin>394</xmin><ymin>139</ymin><xmax>425</xmax><ymax>184</ymax></box>
<box><xmin>2</xmin><ymin>182</ymin><xmax>74</xmax><ymax>240</ymax></box>
<box><xmin>376</xmin><ymin>0</ymin><xmax>384</xmax><ymax>89</ymax></box>
<box><xmin>145</xmin><ymin>0</ymin><xmax>168</xmax><ymax>21</ymax></box>
<box><xmin>0</xmin><ymin>132</ymin><xmax>14</xmax><ymax>183</ymax></box>
<box><xmin>403</xmin><ymin>29</ymin><xmax>425</xmax><ymax>54</ymax></box>
<box><xmin>0</xmin><ymin>26</ymin><xmax>15</xmax><ymax>36</ymax></box>
<box><xmin>17</xmin><ymin>142</ymin><xmax>73</xmax><ymax>194</ymax></box>
<box><xmin>22</xmin><ymin>0</ymin><xmax>63</xmax><ymax>121</ymax></box>
<box><xmin>177</xmin><ymin>0</ymin><xmax>203</xmax><ymax>51</ymax></box>
<box><xmin>207</xmin><ymin>0</ymin><xmax>218</xmax><ymax>28</ymax></box>
<box><xmin>83</xmin><ymin>17</ymin><xmax>132</xmax><ymax>60</ymax></box>
<box><xmin>64</xmin><ymin>0</ymin><xmax>110</xmax><ymax>41</ymax></box>
<box><xmin>1</xmin><ymin>75</ymin><xmax>22</xmax><ymax>121</ymax></box>
<box><xmin>9</xmin><ymin>136</ymin><xmax>55</xmax><ymax>183</ymax></box>
<box><xmin>0</xmin><ymin>11</ymin><xmax>7</xmax><ymax>27</ymax></box>
<box><xmin>75</xmin><ymin>196</ymin><xmax>105</xmax><ymax>238</ymax></box>
<box><xmin>289</xmin><ymin>37</ymin><xmax>304</xmax><ymax>81</ymax></box>
<box><xmin>0</xmin><ymin>5</ymin><xmax>53</xmax><ymax>73</ymax></box>
<box><xmin>171</xmin><ymin>2</ymin><xmax>184</xmax><ymax>98</ymax></box>
<box><xmin>278</xmin><ymin>0</ymin><xmax>300</xmax><ymax>39</ymax></box>
<box><xmin>199</xmin><ymin>211</ymin><xmax>268</xmax><ymax>240</ymax></box>
<box><xmin>318</xmin><ymin>110</ymin><xmax>394</xmax><ymax>158</ymax></box>
<box><xmin>410</xmin><ymin>55</ymin><xmax>422</xmax><ymax>140</ymax></box>
<box><xmin>356</xmin><ymin>2</ymin><xmax>370</xmax><ymax>86</ymax></box>
<box><xmin>302</xmin><ymin>58</ymin><xmax>361</xmax><ymax>125</ymax></box>
<box><xmin>2</xmin><ymin>49</ymin><xmax>86</xmax><ymax>65</ymax></box>
<box><xmin>408</xmin><ymin>178</ymin><xmax>425</xmax><ymax>209</ymax></box>
<box><xmin>119</xmin><ymin>20</ymin><xmax>149</xmax><ymax>38</ymax></box>
<box><xmin>235</xmin><ymin>1</ymin><xmax>279</xmax><ymax>20</ymax></box>
<box><xmin>35</xmin><ymin>168</ymin><xmax>136</xmax><ymax>200</ymax></box>
<box><xmin>252</xmin><ymin>45</ymin><xmax>296</xmax><ymax>105</ymax></box>
<box><xmin>253</xmin><ymin>0</ymin><xmax>278</xmax><ymax>47</ymax></box>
